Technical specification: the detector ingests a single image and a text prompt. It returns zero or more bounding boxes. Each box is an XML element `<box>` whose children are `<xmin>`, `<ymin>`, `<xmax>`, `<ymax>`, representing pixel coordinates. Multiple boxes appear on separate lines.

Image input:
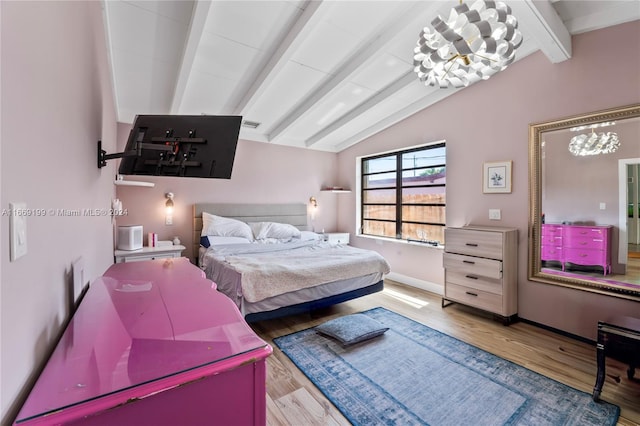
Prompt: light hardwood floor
<box><xmin>251</xmin><ymin>280</ymin><xmax>640</xmax><ymax>426</ymax></box>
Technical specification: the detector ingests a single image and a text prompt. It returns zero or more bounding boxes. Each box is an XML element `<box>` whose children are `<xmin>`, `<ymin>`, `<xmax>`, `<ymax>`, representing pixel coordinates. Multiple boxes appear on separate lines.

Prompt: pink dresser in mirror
<box><xmin>541</xmin><ymin>224</ymin><xmax>612</xmax><ymax>275</ymax></box>
<box><xmin>14</xmin><ymin>258</ymin><xmax>272</xmax><ymax>425</ymax></box>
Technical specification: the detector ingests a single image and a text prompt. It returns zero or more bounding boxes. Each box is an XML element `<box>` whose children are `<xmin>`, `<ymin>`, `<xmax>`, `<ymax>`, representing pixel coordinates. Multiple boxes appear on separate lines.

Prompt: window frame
<box><xmin>357</xmin><ymin>141</ymin><xmax>446</xmax><ymax>245</ymax></box>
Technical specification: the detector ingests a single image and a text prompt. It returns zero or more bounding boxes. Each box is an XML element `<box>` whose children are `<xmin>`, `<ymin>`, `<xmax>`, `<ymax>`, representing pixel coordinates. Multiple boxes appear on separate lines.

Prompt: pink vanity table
<box><xmin>14</xmin><ymin>258</ymin><xmax>272</xmax><ymax>425</ymax></box>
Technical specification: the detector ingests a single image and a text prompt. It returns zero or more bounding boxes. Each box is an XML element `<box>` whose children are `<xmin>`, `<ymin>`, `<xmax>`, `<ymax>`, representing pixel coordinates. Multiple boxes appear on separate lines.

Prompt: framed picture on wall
<box><xmin>483</xmin><ymin>161</ymin><xmax>512</xmax><ymax>193</ymax></box>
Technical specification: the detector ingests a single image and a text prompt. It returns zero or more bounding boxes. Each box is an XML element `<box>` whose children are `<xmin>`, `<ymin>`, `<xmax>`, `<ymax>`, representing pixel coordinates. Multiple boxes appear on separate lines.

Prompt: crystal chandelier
<box><xmin>413</xmin><ymin>0</ymin><xmax>522</xmax><ymax>89</ymax></box>
<box><xmin>568</xmin><ymin>131</ymin><xmax>620</xmax><ymax>156</ymax></box>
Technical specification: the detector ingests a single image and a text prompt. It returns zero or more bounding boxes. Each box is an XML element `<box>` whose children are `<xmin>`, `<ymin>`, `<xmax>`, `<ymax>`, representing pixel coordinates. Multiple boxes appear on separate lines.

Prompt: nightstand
<box><xmin>323</xmin><ymin>233</ymin><xmax>350</xmax><ymax>245</ymax></box>
<box><xmin>114</xmin><ymin>245</ymin><xmax>186</xmax><ymax>263</ymax></box>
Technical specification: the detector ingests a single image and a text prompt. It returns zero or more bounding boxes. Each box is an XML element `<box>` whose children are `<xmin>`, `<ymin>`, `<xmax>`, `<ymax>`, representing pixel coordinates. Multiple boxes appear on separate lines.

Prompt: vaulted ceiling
<box><xmin>102</xmin><ymin>1</ymin><xmax>639</xmax><ymax>152</ymax></box>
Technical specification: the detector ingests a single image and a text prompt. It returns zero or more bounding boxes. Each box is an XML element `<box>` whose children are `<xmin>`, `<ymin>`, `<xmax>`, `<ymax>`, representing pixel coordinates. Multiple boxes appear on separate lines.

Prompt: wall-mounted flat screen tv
<box><xmin>118</xmin><ymin>115</ymin><xmax>241</xmax><ymax>179</ymax></box>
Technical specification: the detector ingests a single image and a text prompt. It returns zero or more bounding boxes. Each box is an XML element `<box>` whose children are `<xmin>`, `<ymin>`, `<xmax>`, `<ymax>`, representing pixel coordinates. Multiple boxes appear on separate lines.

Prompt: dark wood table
<box><xmin>593</xmin><ymin>315</ymin><xmax>640</xmax><ymax>401</ymax></box>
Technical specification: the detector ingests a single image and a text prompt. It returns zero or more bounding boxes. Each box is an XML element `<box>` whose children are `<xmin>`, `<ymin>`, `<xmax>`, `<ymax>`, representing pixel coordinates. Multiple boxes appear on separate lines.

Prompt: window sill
<box><xmin>356</xmin><ymin>233</ymin><xmax>444</xmax><ymax>249</ymax></box>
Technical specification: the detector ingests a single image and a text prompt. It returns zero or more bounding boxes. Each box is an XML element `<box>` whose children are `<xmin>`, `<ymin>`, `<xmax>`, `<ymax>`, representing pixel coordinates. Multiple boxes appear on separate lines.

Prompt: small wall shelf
<box><xmin>114</xmin><ymin>175</ymin><xmax>155</xmax><ymax>188</ymax></box>
<box><xmin>321</xmin><ymin>187</ymin><xmax>351</xmax><ymax>193</ymax></box>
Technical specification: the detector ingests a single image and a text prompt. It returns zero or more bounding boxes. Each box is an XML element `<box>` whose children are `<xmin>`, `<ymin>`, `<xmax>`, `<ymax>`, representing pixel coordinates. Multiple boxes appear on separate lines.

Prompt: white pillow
<box><xmin>248</xmin><ymin>222</ymin><xmax>301</xmax><ymax>241</ymax></box>
<box><xmin>201</xmin><ymin>212</ymin><xmax>254</xmax><ymax>240</ymax></box>
<box><xmin>206</xmin><ymin>236</ymin><xmax>253</xmax><ymax>246</ymax></box>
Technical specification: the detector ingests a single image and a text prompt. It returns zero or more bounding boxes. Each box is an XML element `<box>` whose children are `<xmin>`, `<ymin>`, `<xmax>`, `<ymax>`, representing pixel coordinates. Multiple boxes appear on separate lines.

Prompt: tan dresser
<box><xmin>443</xmin><ymin>226</ymin><xmax>518</xmax><ymax>324</ymax></box>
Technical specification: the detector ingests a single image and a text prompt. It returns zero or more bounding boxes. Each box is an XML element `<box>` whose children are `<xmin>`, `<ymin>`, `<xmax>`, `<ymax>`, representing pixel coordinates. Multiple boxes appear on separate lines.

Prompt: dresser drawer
<box><xmin>542</xmin><ymin>224</ymin><xmax>564</xmax><ymax>237</ymax></box>
<box><xmin>541</xmin><ymin>245</ymin><xmax>563</xmax><ymax>262</ymax></box>
<box><xmin>122</xmin><ymin>253</ymin><xmax>177</xmax><ymax>262</ymax></box>
<box><xmin>564</xmin><ymin>235</ymin><xmax>607</xmax><ymax>250</ymax></box>
<box><xmin>541</xmin><ymin>235</ymin><xmax>563</xmax><ymax>246</ymax></box>
<box><xmin>443</xmin><ymin>253</ymin><xmax>502</xmax><ymax>279</ymax></box>
<box><xmin>324</xmin><ymin>233</ymin><xmax>350</xmax><ymax>245</ymax></box>
<box><xmin>565</xmin><ymin>226</ymin><xmax>608</xmax><ymax>239</ymax></box>
<box><xmin>564</xmin><ymin>248</ymin><xmax>608</xmax><ymax>267</ymax></box>
<box><xmin>446</xmin><ymin>271</ymin><xmax>503</xmax><ymax>295</ymax></box>
<box><xmin>445</xmin><ymin>228</ymin><xmax>503</xmax><ymax>260</ymax></box>
<box><xmin>445</xmin><ymin>283</ymin><xmax>502</xmax><ymax>313</ymax></box>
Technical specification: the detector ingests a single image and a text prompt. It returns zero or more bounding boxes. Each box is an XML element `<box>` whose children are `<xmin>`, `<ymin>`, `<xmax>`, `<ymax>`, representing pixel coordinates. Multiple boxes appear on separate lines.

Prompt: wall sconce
<box><xmin>309</xmin><ymin>196</ymin><xmax>318</xmax><ymax>223</ymax></box>
<box><xmin>165</xmin><ymin>192</ymin><xmax>174</xmax><ymax>225</ymax></box>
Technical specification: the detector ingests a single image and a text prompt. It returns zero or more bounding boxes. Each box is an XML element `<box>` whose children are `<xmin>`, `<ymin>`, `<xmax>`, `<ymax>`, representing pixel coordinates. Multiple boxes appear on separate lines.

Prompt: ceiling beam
<box><xmin>231</xmin><ymin>0</ymin><xmax>326</xmax><ymax>116</ymax></box>
<box><xmin>333</xmin><ymin>84</ymin><xmax>458</xmax><ymax>152</ymax></box>
<box><xmin>510</xmin><ymin>0</ymin><xmax>571</xmax><ymax>64</ymax></box>
<box><xmin>305</xmin><ymin>71</ymin><xmax>419</xmax><ymax>147</ymax></box>
<box><xmin>170</xmin><ymin>1</ymin><xmax>211</xmax><ymax>113</ymax></box>
<box><xmin>269</xmin><ymin>2</ymin><xmax>442</xmax><ymax>142</ymax></box>
<box><xmin>563</xmin><ymin>1</ymin><xmax>640</xmax><ymax>34</ymax></box>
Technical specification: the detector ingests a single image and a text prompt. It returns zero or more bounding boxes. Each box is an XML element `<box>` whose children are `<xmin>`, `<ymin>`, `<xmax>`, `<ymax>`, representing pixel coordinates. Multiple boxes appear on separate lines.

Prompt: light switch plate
<box><xmin>10</xmin><ymin>202</ymin><xmax>28</xmax><ymax>261</ymax></box>
<box><xmin>489</xmin><ymin>209</ymin><xmax>501</xmax><ymax>220</ymax></box>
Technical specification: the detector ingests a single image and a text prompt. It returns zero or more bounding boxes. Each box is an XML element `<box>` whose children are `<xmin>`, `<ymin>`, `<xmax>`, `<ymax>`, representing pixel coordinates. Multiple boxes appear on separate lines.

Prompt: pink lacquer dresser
<box><xmin>541</xmin><ymin>224</ymin><xmax>612</xmax><ymax>275</ymax></box>
<box><xmin>14</xmin><ymin>258</ymin><xmax>272</xmax><ymax>425</ymax></box>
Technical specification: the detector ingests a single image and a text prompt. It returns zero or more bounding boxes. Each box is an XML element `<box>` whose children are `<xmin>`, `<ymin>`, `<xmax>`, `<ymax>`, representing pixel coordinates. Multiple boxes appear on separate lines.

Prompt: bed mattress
<box><xmin>199</xmin><ymin>240</ymin><xmax>390</xmax><ymax>314</ymax></box>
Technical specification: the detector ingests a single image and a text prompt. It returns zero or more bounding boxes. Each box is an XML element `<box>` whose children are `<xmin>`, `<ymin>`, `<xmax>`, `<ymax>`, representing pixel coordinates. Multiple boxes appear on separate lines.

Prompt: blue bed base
<box><xmin>244</xmin><ymin>280</ymin><xmax>384</xmax><ymax>323</ymax></box>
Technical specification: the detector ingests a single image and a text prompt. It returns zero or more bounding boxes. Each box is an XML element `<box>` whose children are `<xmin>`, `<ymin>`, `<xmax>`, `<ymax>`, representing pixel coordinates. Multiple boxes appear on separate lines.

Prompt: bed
<box><xmin>193</xmin><ymin>203</ymin><xmax>390</xmax><ymax>322</ymax></box>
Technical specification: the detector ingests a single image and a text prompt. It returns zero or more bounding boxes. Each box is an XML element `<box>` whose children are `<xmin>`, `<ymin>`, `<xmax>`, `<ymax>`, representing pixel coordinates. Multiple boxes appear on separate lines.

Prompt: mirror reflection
<box><xmin>529</xmin><ymin>104</ymin><xmax>640</xmax><ymax>300</ymax></box>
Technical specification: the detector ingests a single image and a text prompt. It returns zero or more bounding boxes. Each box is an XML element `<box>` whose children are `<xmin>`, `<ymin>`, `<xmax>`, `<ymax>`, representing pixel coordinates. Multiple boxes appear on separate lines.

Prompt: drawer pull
<box><xmin>465</xmin><ymin>291</ymin><xmax>478</xmax><ymax>297</ymax></box>
<box><xmin>465</xmin><ymin>275</ymin><xmax>478</xmax><ymax>280</ymax></box>
<box><xmin>465</xmin><ymin>243</ymin><xmax>478</xmax><ymax>247</ymax></box>
<box><xmin>463</xmin><ymin>260</ymin><xmax>475</xmax><ymax>264</ymax></box>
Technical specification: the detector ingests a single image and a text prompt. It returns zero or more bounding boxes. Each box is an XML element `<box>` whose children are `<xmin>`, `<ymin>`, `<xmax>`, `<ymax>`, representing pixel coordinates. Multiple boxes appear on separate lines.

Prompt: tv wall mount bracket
<box><xmin>97</xmin><ymin>137</ymin><xmax>206</xmax><ymax>169</ymax></box>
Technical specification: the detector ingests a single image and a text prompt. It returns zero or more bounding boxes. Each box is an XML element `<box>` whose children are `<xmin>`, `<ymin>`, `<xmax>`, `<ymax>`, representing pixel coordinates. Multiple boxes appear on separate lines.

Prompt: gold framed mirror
<box><xmin>529</xmin><ymin>104</ymin><xmax>640</xmax><ymax>301</ymax></box>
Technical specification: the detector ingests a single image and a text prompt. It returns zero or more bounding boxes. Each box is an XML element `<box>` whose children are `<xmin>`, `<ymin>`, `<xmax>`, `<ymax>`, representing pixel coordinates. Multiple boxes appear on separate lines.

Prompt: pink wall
<box><xmin>1</xmin><ymin>2</ymin><xmax>118</xmax><ymax>422</ymax></box>
<box><xmin>338</xmin><ymin>21</ymin><xmax>640</xmax><ymax>339</ymax></box>
<box><xmin>115</xmin><ymin>126</ymin><xmax>340</xmax><ymax>261</ymax></box>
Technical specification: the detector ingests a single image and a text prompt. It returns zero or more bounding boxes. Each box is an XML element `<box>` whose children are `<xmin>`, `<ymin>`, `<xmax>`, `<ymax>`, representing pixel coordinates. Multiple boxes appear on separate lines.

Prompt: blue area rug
<box><xmin>273</xmin><ymin>307</ymin><xmax>620</xmax><ymax>426</ymax></box>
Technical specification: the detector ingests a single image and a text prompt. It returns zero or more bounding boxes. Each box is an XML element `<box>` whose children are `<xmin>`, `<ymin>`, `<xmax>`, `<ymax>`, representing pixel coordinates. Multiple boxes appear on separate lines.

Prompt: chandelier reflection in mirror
<box><xmin>413</xmin><ymin>0</ymin><xmax>522</xmax><ymax>89</ymax></box>
<box><xmin>568</xmin><ymin>122</ymin><xmax>620</xmax><ymax>156</ymax></box>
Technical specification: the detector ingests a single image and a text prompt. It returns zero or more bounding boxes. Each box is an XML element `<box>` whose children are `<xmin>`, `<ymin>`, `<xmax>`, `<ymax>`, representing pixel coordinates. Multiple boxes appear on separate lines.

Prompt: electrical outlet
<box><xmin>599</xmin><ymin>202</ymin><xmax>606</xmax><ymax>210</ymax></box>
<box><xmin>489</xmin><ymin>209</ymin><xmax>501</xmax><ymax>220</ymax></box>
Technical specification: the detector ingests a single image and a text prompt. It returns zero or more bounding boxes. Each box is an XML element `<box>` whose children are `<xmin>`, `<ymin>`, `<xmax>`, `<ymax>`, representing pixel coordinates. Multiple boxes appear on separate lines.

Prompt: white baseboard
<box><xmin>385</xmin><ymin>272</ymin><xmax>444</xmax><ymax>296</ymax></box>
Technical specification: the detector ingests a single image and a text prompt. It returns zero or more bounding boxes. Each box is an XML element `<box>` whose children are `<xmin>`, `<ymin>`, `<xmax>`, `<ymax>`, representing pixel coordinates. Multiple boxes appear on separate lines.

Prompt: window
<box><xmin>360</xmin><ymin>143</ymin><xmax>446</xmax><ymax>245</ymax></box>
